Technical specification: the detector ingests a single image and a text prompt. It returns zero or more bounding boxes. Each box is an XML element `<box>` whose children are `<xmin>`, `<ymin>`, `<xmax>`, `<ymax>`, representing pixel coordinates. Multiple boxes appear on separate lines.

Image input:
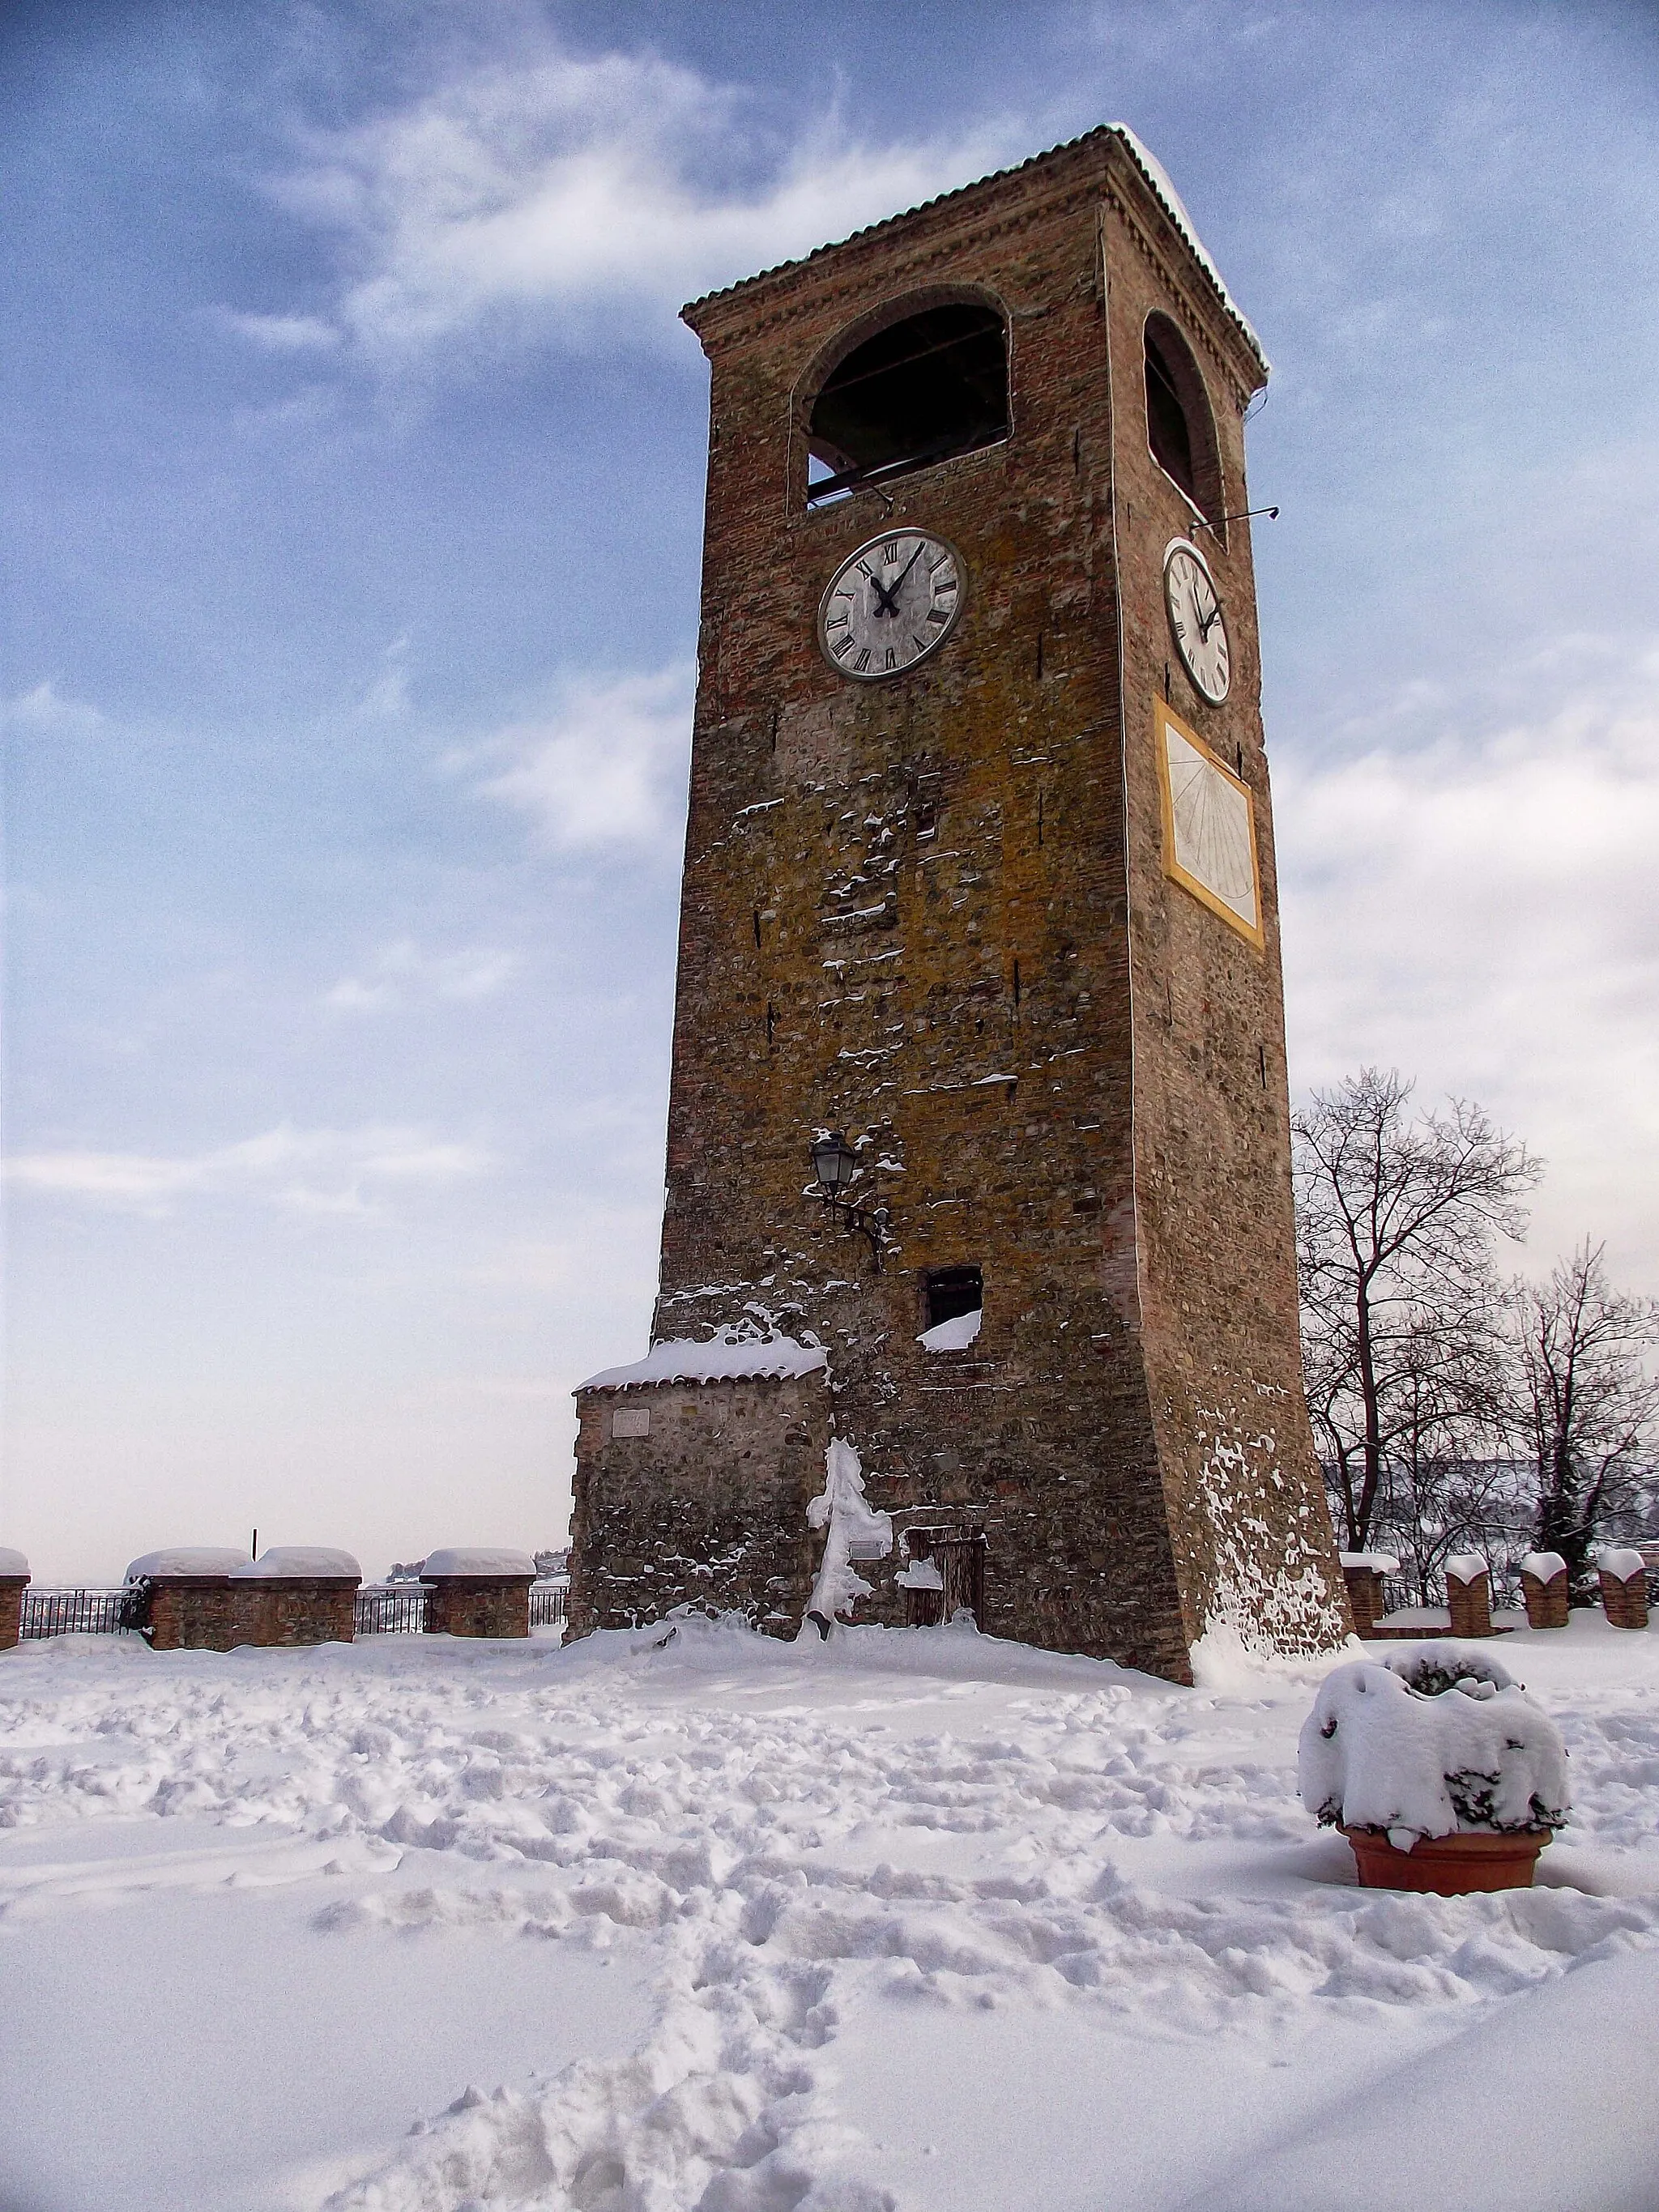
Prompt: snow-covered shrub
<box><xmin>1298</xmin><ymin>1647</ymin><xmax>1570</xmax><ymax>1849</ymax></box>
<box><xmin>1383</xmin><ymin>1640</ymin><xmax>1513</xmax><ymax>1701</ymax></box>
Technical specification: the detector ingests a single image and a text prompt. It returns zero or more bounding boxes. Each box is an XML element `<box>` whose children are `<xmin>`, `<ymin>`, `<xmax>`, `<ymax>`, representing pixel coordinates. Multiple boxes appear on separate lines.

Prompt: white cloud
<box><xmin>259</xmin><ymin>45</ymin><xmax>1013</xmax><ymax>356</ymax></box>
<box><xmin>463</xmin><ymin>662</ymin><xmax>693</xmax><ymax>850</ymax></box>
<box><xmin>220</xmin><ymin>309</ymin><xmax>341</xmax><ymax>352</ymax></box>
<box><xmin>1277</xmin><ymin>642</ymin><xmax>1659</xmax><ymax>1285</ymax></box>
<box><xmin>324</xmin><ymin>940</ymin><xmax>519</xmax><ymax>1012</ymax></box>
<box><xmin>2</xmin><ymin>680</ymin><xmax>107</xmax><ymax>738</ymax></box>
<box><xmin>4</xmin><ymin>1123</ymin><xmax>493</xmax><ymax>1217</ymax></box>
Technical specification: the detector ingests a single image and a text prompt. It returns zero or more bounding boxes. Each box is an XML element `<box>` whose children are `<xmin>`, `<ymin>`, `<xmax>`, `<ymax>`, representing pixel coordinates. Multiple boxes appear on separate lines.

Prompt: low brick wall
<box><xmin>1599</xmin><ymin>1567</ymin><xmax>1649</xmax><ymax>1631</ymax></box>
<box><xmin>423</xmin><ymin>1575</ymin><xmax>534</xmax><ymax>1639</ymax></box>
<box><xmin>0</xmin><ymin>1575</ymin><xmax>28</xmax><ymax>1652</ymax></box>
<box><xmin>145</xmin><ymin>1571</ymin><xmax>358</xmax><ymax>1649</ymax></box>
<box><xmin>234</xmin><ymin>1578</ymin><xmax>357</xmax><ymax>1647</ymax></box>
<box><xmin>1521</xmin><ymin>1569</ymin><xmax>1570</xmax><ymax>1630</ymax></box>
<box><xmin>147</xmin><ymin>1575</ymin><xmax>242</xmax><ymax>1652</ymax></box>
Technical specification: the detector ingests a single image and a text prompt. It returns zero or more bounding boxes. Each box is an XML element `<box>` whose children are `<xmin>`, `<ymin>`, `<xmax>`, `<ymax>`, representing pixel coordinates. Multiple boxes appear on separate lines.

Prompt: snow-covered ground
<box><xmin>2</xmin><ymin>1614</ymin><xmax>1657</xmax><ymax>2212</ymax></box>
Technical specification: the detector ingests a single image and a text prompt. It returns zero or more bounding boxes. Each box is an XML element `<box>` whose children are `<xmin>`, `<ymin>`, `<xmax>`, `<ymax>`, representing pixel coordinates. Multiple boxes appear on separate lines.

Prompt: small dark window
<box><xmin>1145</xmin><ymin>330</ymin><xmax>1196</xmax><ymax>502</ymax></box>
<box><xmin>923</xmin><ymin>1264</ymin><xmax>983</xmax><ymax>1330</ymax></box>
<box><xmin>807</xmin><ymin>302</ymin><xmax>1008</xmax><ymax>505</ymax></box>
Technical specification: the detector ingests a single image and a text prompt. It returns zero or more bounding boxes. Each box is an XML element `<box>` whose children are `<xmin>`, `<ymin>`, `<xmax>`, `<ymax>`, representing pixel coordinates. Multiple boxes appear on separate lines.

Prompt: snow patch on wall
<box><xmin>804</xmin><ymin>1438</ymin><xmax>893</xmax><ymax>1630</ymax></box>
<box><xmin>1191</xmin><ymin>1395</ymin><xmax>1348</xmax><ymax>1667</ymax></box>
<box><xmin>917</xmin><ymin>1307</ymin><xmax>981</xmax><ymax>1352</ymax></box>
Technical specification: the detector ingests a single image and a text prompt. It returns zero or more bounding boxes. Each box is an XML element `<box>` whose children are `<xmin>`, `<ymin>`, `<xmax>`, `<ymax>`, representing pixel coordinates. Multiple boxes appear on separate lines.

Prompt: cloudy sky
<box><xmin>5</xmin><ymin>0</ymin><xmax>1657</xmax><ymax>1580</ymax></box>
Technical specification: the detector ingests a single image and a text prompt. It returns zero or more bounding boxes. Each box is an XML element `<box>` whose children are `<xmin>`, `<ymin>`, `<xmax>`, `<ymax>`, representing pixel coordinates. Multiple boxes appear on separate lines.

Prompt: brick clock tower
<box><xmin>569</xmin><ymin>126</ymin><xmax>1350</xmax><ymax>1681</ymax></box>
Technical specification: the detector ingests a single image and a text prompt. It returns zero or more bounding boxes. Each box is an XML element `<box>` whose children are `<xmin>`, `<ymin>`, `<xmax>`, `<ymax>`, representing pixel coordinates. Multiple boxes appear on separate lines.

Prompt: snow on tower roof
<box><xmin>578</xmin><ymin>1333</ymin><xmax>828</xmax><ymax>1393</ymax></box>
<box><xmin>680</xmin><ymin>123</ymin><xmax>1267</xmax><ymax>373</ymax></box>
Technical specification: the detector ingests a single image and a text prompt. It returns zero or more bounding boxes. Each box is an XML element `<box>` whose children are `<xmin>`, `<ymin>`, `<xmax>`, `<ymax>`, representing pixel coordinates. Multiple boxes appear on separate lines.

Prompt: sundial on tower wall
<box><xmin>568</xmin><ymin>127</ymin><xmax>1350</xmax><ymax>1681</ymax></box>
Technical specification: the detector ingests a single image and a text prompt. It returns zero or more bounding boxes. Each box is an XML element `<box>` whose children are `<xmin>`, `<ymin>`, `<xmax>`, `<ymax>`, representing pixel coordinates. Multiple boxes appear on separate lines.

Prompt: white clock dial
<box><xmin>818</xmin><ymin>531</ymin><xmax>964</xmax><ymax>681</ymax></box>
<box><xmin>1162</xmin><ymin>539</ymin><xmax>1231</xmax><ymax>705</ymax></box>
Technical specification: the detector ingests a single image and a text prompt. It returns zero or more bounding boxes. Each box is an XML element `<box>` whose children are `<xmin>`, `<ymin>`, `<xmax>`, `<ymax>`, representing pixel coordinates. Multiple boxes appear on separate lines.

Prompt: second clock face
<box><xmin>818</xmin><ymin>531</ymin><xmax>964</xmax><ymax>680</ymax></box>
<box><xmin>1163</xmin><ymin>539</ymin><xmax>1232</xmax><ymax>705</ymax></box>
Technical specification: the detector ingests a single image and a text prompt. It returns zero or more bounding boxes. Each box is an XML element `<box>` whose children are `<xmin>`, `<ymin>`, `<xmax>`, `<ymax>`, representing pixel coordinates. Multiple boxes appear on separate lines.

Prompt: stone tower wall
<box><xmin>578</xmin><ymin>131</ymin><xmax>1348</xmax><ymax>1677</ymax></box>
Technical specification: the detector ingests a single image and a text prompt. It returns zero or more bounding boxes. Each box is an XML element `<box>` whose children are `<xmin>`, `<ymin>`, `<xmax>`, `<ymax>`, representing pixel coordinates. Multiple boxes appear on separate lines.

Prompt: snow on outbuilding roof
<box><xmin>578</xmin><ymin>1334</ymin><xmax>828</xmax><ymax>1393</ymax></box>
<box><xmin>422</xmin><ymin>1548</ymin><xmax>538</xmax><ymax>1578</ymax></box>
<box><xmin>126</xmin><ymin>1547</ymin><xmax>250</xmax><ymax>1581</ymax></box>
<box><xmin>681</xmin><ymin>122</ymin><xmax>1267</xmax><ymax>373</ymax></box>
<box><xmin>0</xmin><ymin>1548</ymin><xmax>28</xmax><ymax>1578</ymax></box>
<box><xmin>230</xmin><ymin>1547</ymin><xmax>360</xmax><ymax>1579</ymax></box>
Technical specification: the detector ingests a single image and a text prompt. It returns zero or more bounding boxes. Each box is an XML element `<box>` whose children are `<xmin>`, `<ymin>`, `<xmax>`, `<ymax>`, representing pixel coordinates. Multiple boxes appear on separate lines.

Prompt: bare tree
<box><xmin>1510</xmin><ymin>1242</ymin><xmax>1659</xmax><ymax>1586</ymax></box>
<box><xmin>1294</xmin><ymin>1070</ymin><xmax>1540</xmax><ymax>1552</ymax></box>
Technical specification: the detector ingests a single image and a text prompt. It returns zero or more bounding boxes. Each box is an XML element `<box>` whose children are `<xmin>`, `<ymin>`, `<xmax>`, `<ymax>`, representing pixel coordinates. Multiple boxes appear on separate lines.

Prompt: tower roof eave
<box><xmin>679</xmin><ymin>122</ymin><xmax>1269</xmax><ymax>380</ymax></box>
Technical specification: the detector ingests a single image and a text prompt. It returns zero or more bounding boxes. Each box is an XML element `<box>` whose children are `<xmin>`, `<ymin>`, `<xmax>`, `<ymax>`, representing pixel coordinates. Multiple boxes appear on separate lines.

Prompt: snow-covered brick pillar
<box><xmin>1597</xmin><ymin>1549</ymin><xmax>1649</xmax><ymax>1631</ymax></box>
<box><xmin>1445</xmin><ymin>1555</ymin><xmax>1493</xmax><ymax>1639</ymax></box>
<box><xmin>1338</xmin><ymin>1552</ymin><xmax>1397</xmax><ymax>1639</ymax></box>
<box><xmin>420</xmin><ymin>1549</ymin><xmax>537</xmax><ymax>1639</ymax></box>
<box><xmin>0</xmin><ymin>1549</ymin><xmax>29</xmax><ymax>1650</ymax></box>
<box><xmin>1520</xmin><ymin>1552</ymin><xmax>1570</xmax><ymax>1630</ymax></box>
<box><xmin>803</xmin><ymin>1438</ymin><xmax>892</xmax><ymax>1637</ymax></box>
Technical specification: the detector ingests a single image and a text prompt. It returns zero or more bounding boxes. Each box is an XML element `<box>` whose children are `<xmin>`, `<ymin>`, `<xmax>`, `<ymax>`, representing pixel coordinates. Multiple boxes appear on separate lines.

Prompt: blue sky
<box><xmin>5</xmin><ymin>0</ymin><xmax>1658</xmax><ymax>1579</ymax></box>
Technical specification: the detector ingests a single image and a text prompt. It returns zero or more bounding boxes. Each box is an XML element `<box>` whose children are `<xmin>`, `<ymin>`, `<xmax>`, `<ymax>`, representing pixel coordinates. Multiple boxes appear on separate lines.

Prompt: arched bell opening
<box><xmin>802</xmin><ymin>292</ymin><xmax>1010</xmax><ymax>507</ymax></box>
<box><xmin>1142</xmin><ymin>310</ymin><xmax>1225</xmax><ymax>543</ymax></box>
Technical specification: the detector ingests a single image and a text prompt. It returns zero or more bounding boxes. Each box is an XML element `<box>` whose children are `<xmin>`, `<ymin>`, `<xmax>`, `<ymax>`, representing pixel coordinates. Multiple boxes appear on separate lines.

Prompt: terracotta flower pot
<box><xmin>1341</xmin><ymin>1825</ymin><xmax>1550</xmax><ymax>1895</ymax></box>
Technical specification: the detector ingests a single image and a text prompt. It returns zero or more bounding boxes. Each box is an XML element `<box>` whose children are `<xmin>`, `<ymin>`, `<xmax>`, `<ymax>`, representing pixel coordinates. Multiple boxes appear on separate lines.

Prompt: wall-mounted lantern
<box><xmin>809</xmin><ymin>1130</ymin><xmax>889</xmax><ymax>1268</ymax></box>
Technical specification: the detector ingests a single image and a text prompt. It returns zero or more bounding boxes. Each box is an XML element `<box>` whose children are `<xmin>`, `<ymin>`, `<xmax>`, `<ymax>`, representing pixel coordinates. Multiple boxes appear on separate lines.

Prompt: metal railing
<box><xmin>18</xmin><ymin>1579</ymin><xmax>566</xmax><ymax>1640</ymax></box>
<box><xmin>20</xmin><ymin>1588</ymin><xmax>141</xmax><ymax>1639</ymax></box>
<box><xmin>530</xmin><ymin>1582</ymin><xmax>568</xmax><ymax>1629</ymax></box>
<box><xmin>354</xmin><ymin>1585</ymin><xmax>430</xmax><ymax>1635</ymax></box>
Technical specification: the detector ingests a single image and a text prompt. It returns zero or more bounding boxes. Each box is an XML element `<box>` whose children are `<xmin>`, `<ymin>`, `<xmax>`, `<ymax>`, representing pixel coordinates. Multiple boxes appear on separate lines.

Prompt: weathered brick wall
<box><xmin>0</xmin><ymin>1577</ymin><xmax>27</xmax><ymax>1651</ymax></box>
<box><xmin>576</xmin><ymin>130</ymin><xmax>1348</xmax><ymax>1680</ymax></box>
<box><xmin>147</xmin><ymin>1576</ymin><xmax>243</xmax><ymax>1652</ymax></box>
<box><xmin>570</xmin><ymin>1376</ymin><xmax>829</xmax><ymax>1635</ymax></box>
<box><xmin>233</xmin><ymin>1579</ymin><xmax>357</xmax><ymax>1647</ymax></box>
<box><xmin>424</xmin><ymin>1576</ymin><xmax>534</xmax><ymax>1639</ymax></box>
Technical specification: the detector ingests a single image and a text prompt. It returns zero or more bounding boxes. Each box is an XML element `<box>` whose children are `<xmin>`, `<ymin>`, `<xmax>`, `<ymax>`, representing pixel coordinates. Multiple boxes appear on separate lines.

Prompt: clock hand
<box><xmin>1198</xmin><ymin>589</ymin><xmax>1225</xmax><ymax>638</ymax></box>
<box><xmin>889</xmin><ymin>539</ymin><xmax>929</xmax><ymax>598</ymax></box>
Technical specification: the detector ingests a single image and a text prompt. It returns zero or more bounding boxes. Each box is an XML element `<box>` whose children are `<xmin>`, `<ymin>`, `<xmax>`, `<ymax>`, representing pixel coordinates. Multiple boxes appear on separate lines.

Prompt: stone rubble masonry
<box><xmin>147</xmin><ymin>1573</ymin><xmax>244</xmax><ymax>1652</ymax></box>
<box><xmin>144</xmin><ymin>1571</ymin><xmax>359</xmax><ymax>1651</ymax></box>
<box><xmin>1447</xmin><ymin>1567</ymin><xmax>1495</xmax><ymax>1640</ymax></box>
<box><xmin>0</xmin><ymin>1574</ymin><xmax>28</xmax><ymax>1652</ymax></box>
<box><xmin>423</xmin><ymin>1573</ymin><xmax>535</xmax><ymax>1639</ymax></box>
<box><xmin>571</xmin><ymin>128</ymin><xmax>1351</xmax><ymax>1681</ymax></box>
<box><xmin>1598</xmin><ymin>1566</ymin><xmax>1648</xmax><ymax>1632</ymax></box>
<box><xmin>569</xmin><ymin>1375</ymin><xmax>830</xmax><ymax>1639</ymax></box>
<box><xmin>1520</xmin><ymin>1567</ymin><xmax>1571</xmax><ymax>1631</ymax></box>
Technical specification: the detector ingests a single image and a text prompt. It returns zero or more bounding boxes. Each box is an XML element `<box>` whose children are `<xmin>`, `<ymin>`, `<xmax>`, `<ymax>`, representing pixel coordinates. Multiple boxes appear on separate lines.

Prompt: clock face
<box><xmin>1163</xmin><ymin>539</ymin><xmax>1231</xmax><ymax>705</ymax></box>
<box><xmin>818</xmin><ymin>531</ymin><xmax>964</xmax><ymax>680</ymax></box>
